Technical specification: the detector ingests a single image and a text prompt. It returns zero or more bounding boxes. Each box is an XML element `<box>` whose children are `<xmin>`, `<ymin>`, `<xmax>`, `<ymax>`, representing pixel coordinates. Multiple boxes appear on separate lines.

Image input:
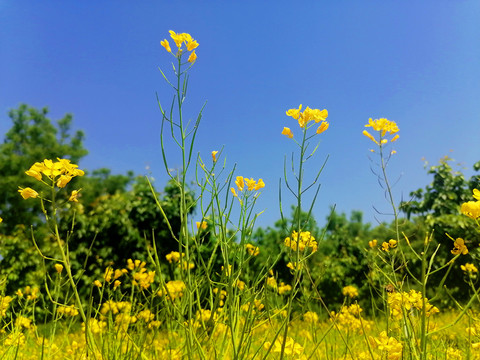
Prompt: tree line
<box><xmin>1</xmin><ymin>104</ymin><xmax>479</xmax><ymax>309</ymax></box>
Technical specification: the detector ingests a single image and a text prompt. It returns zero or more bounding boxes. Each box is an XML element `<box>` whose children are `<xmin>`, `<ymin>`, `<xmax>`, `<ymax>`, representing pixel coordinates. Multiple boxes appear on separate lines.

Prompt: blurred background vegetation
<box><xmin>1</xmin><ymin>104</ymin><xmax>479</xmax><ymax>311</ymax></box>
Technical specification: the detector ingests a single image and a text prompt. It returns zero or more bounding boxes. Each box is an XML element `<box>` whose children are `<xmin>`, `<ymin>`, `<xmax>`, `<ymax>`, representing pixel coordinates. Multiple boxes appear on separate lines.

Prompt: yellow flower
<box><xmin>362</xmin><ymin>130</ymin><xmax>379</xmax><ymax>145</ymax></box>
<box><xmin>286</xmin><ymin>104</ymin><xmax>302</xmax><ymax>120</ymax></box>
<box><xmin>277</xmin><ymin>282</ymin><xmax>292</xmax><ymax>295</ymax></box>
<box><xmin>160</xmin><ymin>39</ymin><xmax>172</xmax><ymax>53</ymax></box>
<box><xmin>166</xmin><ymin>251</ymin><xmax>182</xmax><ymax>263</ymax></box>
<box><xmin>381</xmin><ymin>242</ymin><xmax>390</xmax><ymax>252</ymax></box>
<box><xmin>281</xmin><ymin>127</ymin><xmax>294</xmax><ymax>138</ymax></box>
<box><xmin>56</xmin><ymin>174</ymin><xmax>72</xmax><ymax>188</ymax></box>
<box><xmin>368</xmin><ymin>239</ymin><xmax>377</xmax><ymax>248</ymax></box>
<box><xmin>230</xmin><ymin>187</ymin><xmax>238</xmax><ymax>197</ymax></box>
<box><xmin>212</xmin><ymin>150</ymin><xmax>218</xmax><ymax>162</ymax></box>
<box><xmin>186</xmin><ymin>39</ymin><xmax>199</xmax><ymax>51</ymax></box>
<box><xmin>93</xmin><ymin>280</ymin><xmax>102</xmax><ymax>288</ymax></box>
<box><xmin>104</xmin><ymin>267</ymin><xmax>114</xmax><ymax>282</ymax></box>
<box><xmin>188</xmin><ymin>50</ymin><xmax>197</xmax><ymax>63</ymax></box>
<box><xmin>461</xmin><ymin>263</ymin><xmax>478</xmax><ymax>273</ymax></box>
<box><xmin>473</xmin><ymin>189</ymin><xmax>480</xmax><ymax>201</ymax></box>
<box><xmin>364</xmin><ymin>118</ymin><xmax>399</xmax><ymax>146</ymax></box>
<box><xmin>69</xmin><ymin>189</ymin><xmax>81</xmax><ymax>202</ymax></box>
<box><xmin>316</xmin><ymin>121</ymin><xmax>329</xmax><ymax>134</ymax></box>
<box><xmin>25</xmin><ymin>169</ymin><xmax>42</xmax><ymax>181</ymax></box>
<box><xmin>244</xmin><ymin>178</ymin><xmax>256</xmax><ymax>191</ymax></box>
<box><xmin>451</xmin><ymin>237</ymin><xmax>468</xmax><ymax>255</ymax></box>
<box><xmin>342</xmin><ymin>285</ymin><xmax>359</xmax><ymax>298</ymax></box>
<box><xmin>169</xmin><ymin>30</ymin><xmax>185</xmax><ymax>48</ymax></box>
<box><xmin>0</xmin><ymin>217</ymin><xmax>2</xmax><ymax>224</ymax></box>
<box><xmin>18</xmin><ymin>187</ymin><xmax>39</xmax><ymax>199</ymax></box>
<box><xmin>235</xmin><ymin>279</ymin><xmax>245</xmax><ymax>291</ymax></box>
<box><xmin>235</xmin><ymin>176</ymin><xmax>244</xmax><ymax>191</ymax></box>
<box><xmin>245</xmin><ymin>244</ymin><xmax>260</xmax><ymax>256</ymax></box>
<box><xmin>461</xmin><ymin>201</ymin><xmax>480</xmax><ymax>219</ymax></box>
<box><xmin>388</xmin><ymin>239</ymin><xmax>397</xmax><ymax>248</ymax></box>
<box><xmin>196</xmin><ymin>221</ymin><xmax>207</xmax><ymax>230</ymax></box>
<box><xmin>313</xmin><ymin>109</ymin><xmax>328</xmax><ymax>123</ymax></box>
<box><xmin>255</xmin><ymin>178</ymin><xmax>265</xmax><ymax>190</ymax></box>
<box><xmin>54</xmin><ymin>264</ymin><xmax>64</xmax><ymax>274</ymax></box>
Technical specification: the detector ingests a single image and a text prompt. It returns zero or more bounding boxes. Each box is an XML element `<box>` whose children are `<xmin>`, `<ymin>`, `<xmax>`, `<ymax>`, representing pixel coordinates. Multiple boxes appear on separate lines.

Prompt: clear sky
<box><xmin>1</xmin><ymin>1</ymin><xmax>479</xmax><ymax>229</ymax></box>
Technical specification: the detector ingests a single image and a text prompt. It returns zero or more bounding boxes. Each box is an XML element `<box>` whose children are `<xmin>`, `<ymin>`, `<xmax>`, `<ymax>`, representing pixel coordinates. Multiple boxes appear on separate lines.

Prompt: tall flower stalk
<box><xmin>158</xmin><ymin>30</ymin><xmax>203</xmax><ymax>358</ymax></box>
<box><xmin>18</xmin><ymin>159</ymin><xmax>97</xmax><ymax>354</ymax></box>
<box><xmin>277</xmin><ymin>104</ymin><xmax>329</xmax><ymax>360</ymax></box>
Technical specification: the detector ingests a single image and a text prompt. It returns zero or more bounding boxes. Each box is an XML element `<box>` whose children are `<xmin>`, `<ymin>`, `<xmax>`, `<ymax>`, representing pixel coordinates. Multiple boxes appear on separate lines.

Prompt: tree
<box><xmin>400</xmin><ymin>156</ymin><xmax>480</xmax><ymax>302</ymax></box>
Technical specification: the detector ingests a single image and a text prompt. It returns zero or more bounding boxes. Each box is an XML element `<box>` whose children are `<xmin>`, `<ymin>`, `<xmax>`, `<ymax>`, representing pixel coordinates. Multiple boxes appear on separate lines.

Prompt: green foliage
<box><xmin>400</xmin><ymin>156</ymin><xmax>480</xmax><ymax>303</ymax></box>
<box><xmin>62</xmin><ymin>176</ymin><xmax>195</xmax><ymax>296</ymax></box>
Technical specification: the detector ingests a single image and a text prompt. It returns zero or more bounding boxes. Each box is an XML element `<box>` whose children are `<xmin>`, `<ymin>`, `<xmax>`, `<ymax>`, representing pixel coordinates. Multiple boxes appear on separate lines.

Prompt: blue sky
<box><xmin>1</xmin><ymin>1</ymin><xmax>479</xmax><ymax>229</ymax></box>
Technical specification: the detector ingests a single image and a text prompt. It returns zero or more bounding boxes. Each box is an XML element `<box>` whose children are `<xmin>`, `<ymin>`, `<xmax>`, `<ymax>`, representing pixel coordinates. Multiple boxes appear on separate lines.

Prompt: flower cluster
<box><xmin>369</xmin><ymin>331</ymin><xmax>403</xmax><ymax>360</ymax></box>
<box><xmin>158</xmin><ymin>280</ymin><xmax>186</xmax><ymax>300</ymax></box>
<box><xmin>381</xmin><ymin>239</ymin><xmax>398</xmax><ymax>252</ymax></box>
<box><xmin>245</xmin><ymin>243</ymin><xmax>260</xmax><ymax>256</ymax></box>
<box><xmin>161</xmin><ymin>31</ymin><xmax>199</xmax><ymax>63</ymax></box>
<box><xmin>57</xmin><ymin>305</ymin><xmax>79</xmax><ymax>317</ymax></box>
<box><xmin>230</xmin><ymin>176</ymin><xmax>265</xmax><ymax>197</ymax></box>
<box><xmin>303</xmin><ymin>311</ymin><xmax>319</xmax><ymax>323</ymax></box>
<box><xmin>461</xmin><ymin>189</ymin><xmax>480</xmax><ymax>220</ymax></box>
<box><xmin>330</xmin><ymin>304</ymin><xmax>372</xmax><ymax>333</ymax></box>
<box><xmin>387</xmin><ymin>290</ymin><xmax>439</xmax><ymax>320</ymax></box>
<box><xmin>0</xmin><ymin>295</ymin><xmax>13</xmax><ymax>317</ymax></box>
<box><xmin>282</xmin><ymin>104</ymin><xmax>329</xmax><ymax>139</ymax></box>
<box><xmin>166</xmin><ymin>251</ymin><xmax>183</xmax><ymax>263</ymax></box>
<box><xmin>461</xmin><ymin>263</ymin><xmax>478</xmax><ymax>274</ymax></box>
<box><xmin>263</xmin><ymin>336</ymin><xmax>305</xmax><ymax>357</ymax></box>
<box><xmin>284</xmin><ymin>231</ymin><xmax>318</xmax><ymax>253</ymax></box>
<box><xmin>342</xmin><ymin>285</ymin><xmax>359</xmax><ymax>298</ymax></box>
<box><xmin>363</xmin><ymin>118</ymin><xmax>399</xmax><ymax>147</ymax></box>
<box><xmin>19</xmin><ymin>158</ymin><xmax>84</xmax><ymax>201</ymax></box>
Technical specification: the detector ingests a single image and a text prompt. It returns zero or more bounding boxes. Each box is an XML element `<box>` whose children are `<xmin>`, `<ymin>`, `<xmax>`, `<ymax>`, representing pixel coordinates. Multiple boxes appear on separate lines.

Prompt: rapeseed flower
<box><xmin>342</xmin><ymin>285</ymin><xmax>359</xmax><ymax>298</ymax></box>
<box><xmin>285</xmin><ymin>104</ymin><xmax>329</xmax><ymax>131</ymax></box>
<box><xmin>196</xmin><ymin>221</ymin><xmax>207</xmax><ymax>230</ymax></box>
<box><xmin>54</xmin><ymin>263</ymin><xmax>63</xmax><ymax>274</ymax></box>
<box><xmin>166</xmin><ymin>251</ymin><xmax>183</xmax><ymax>263</ymax></box>
<box><xmin>231</xmin><ymin>176</ymin><xmax>264</xmax><ymax>197</ymax></box>
<box><xmin>0</xmin><ymin>296</ymin><xmax>13</xmax><ymax>317</ymax></box>
<box><xmin>264</xmin><ymin>336</ymin><xmax>304</xmax><ymax>356</ymax></box>
<box><xmin>245</xmin><ymin>243</ymin><xmax>260</xmax><ymax>256</ymax></box>
<box><xmin>69</xmin><ymin>189</ymin><xmax>81</xmax><ymax>202</ymax></box>
<box><xmin>303</xmin><ymin>311</ymin><xmax>319</xmax><ymax>323</ymax></box>
<box><xmin>158</xmin><ymin>280</ymin><xmax>186</xmax><ymax>300</ymax></box>
<box><xmin>161</xmin><ymin>31</ymin><xmax>199</xmax><ymax>61</ymax></box>
<box><xmin>369</xmin><ymin>331</ymin><xmax>403</xmax><ymax>360</ymax></box>
<box><xmin>284</xmin><ymin>230</ymin><xmax>317</xmax><ymax>253</ymax></box>
<box><xmin>363</xmin><ymin>118</ymin><xmax>399</xmax><ymax>147</ymax></box>
<box><xmin>160</xmin><ymin>39</ymin><xmax>171</xmax><ymax>53</ymax></box>
<box><xmin>277</xmin><ymin>282</ymin><xmax>292</xmax><ymax>295</ymax></box>
<box><xmin>461</xmin><ymin>263</ymin><xmax>478</xmax><ymax>274</ymax></box>
<box><xmin>18</xmin><ymin>187</ymin><xmax>39</xmax><ymax>199</ymax></box>
<box><xmin>451</xmin><ymin>237</ymin><xmax>468</xmax><ymax>255</ymax></box>
<box><xmin>281</xmin><ymin>127</ymin><xmax>294</xmax><ymax>138</ymax></box>
<box><xmin>461</xmin><ymin>201</ymin><xmax>480</xmax><ymax>220</ymax></box>
<box><xmin>211</xmin><ymin>150</ymin><xmax>218</xmax><ymax>162</ymax></box>
<box><xmin>188</xmin><ymin>50</ymin><xmax>197</xmax><ymax>63</ymax></box>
